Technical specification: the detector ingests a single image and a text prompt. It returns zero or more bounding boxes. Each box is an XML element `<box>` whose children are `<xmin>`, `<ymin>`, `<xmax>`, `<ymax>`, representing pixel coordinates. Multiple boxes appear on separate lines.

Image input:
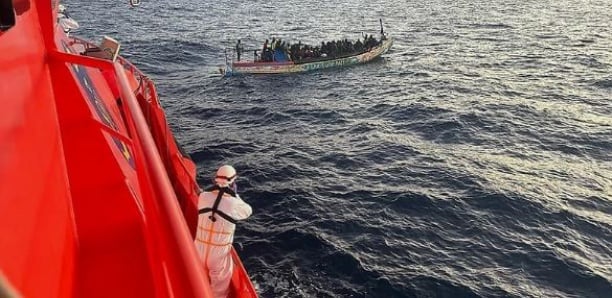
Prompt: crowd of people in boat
<box><xmin>235</xmin><ymin>34</ymin><xmax>385</xmax><ymax>63</ymax></box>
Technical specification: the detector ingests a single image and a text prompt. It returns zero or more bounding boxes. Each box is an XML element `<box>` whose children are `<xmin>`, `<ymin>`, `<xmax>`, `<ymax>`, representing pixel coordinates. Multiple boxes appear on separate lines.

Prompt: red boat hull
<box><xmin>0</xmin><ymin>1</ymin><xmax>257</xmax><ymax>297</ymax></box>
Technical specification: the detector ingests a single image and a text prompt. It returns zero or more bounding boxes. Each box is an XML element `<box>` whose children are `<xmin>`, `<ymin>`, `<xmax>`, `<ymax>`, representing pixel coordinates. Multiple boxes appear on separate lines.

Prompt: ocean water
<box><xmin>67</xmin><ymin>0</ymin><xmax>612</xmax><ymax>297</ymax></box>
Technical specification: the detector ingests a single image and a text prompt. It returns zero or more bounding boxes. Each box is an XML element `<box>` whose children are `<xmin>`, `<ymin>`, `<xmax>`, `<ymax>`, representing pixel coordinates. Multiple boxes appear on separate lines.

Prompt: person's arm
<box><xmin>233</xmin><ymin>195</ymin><xmax>252</xmax><ymax>220</ymax></box>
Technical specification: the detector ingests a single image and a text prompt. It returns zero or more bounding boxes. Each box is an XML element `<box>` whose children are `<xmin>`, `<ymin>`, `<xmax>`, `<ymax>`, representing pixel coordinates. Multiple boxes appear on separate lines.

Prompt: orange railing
<box><xmin>115</xmin><ymin>62</ymin><xmax>212</xmax><ymax>297</ymax></box>
<box><xmin>117</xmin><ymin>56</ymin><xmax>258</xmax><ymax>298</ymax></box>
<box><xmin>58</xmin><ymin>36</ymin><xmax>258</xmax><ymax>297</ymax></box>
<box><xmin>117</xmin><ymin>55</ymin><xmax>201</xmax><ymax>198</ymax></box>
<box><xmin>50</xmin><ymin>49</ymin><xmax>213</xmax><ymax>297</ymax></box>
<box><xmin>118</xmin><ymin>55</ymin><xmax>258</xmax><ymax>298</ymax></box>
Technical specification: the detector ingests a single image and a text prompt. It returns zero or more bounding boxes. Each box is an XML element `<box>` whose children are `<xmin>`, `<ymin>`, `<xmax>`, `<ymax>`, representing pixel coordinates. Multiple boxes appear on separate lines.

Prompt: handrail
<box><xmin>116</xmin><ymin>60</ymin><xmax>200</xmax><ymax>195</ymax></box>
<box><xmin>113</xmin><ymin>62</ymin><xmax>212</xmax><ymax>297</ymax></box>
<box><xmin>50</xmin><ymin>49</ymin><xmax>213</xmax><ymax>296</ymax></box>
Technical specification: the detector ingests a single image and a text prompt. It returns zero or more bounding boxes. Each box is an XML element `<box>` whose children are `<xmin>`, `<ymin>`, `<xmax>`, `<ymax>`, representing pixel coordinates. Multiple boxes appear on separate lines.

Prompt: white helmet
<box><xmin>214</xmin><ymin>165</ymin><xmax>237</xmax><ymax>187</ymax></box>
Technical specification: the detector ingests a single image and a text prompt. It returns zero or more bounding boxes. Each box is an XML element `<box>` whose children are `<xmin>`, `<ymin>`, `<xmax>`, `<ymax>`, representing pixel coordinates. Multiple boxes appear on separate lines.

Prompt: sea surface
<box><xmin>66</xmin><ymin>0</ymin><xmax>612</xmax><ymax>297</ymax></box>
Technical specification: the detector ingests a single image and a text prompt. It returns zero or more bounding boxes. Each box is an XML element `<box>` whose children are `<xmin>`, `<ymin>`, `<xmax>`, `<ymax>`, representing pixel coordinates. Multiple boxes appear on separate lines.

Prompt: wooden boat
<box><xmin>0</xmin><ymin>1</ymin><xmax>256</xmax><ymax>297</ymax></box>
<box><xmin>223</xmin><ymin>37</ymin><xmax>393</xmax><ymax>76</ymax></box>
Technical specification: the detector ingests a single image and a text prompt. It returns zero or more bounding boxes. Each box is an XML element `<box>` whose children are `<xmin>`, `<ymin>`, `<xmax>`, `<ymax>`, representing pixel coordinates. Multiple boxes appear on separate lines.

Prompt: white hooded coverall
<box><xmin>195</xmin><ymin>188</ymin><xmax>252</xmax><ymax>298</ymax></box>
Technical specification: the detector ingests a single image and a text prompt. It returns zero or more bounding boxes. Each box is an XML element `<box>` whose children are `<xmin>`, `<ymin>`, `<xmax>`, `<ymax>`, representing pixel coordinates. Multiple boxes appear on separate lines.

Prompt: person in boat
<box><xmin>262</xmin><ymin>39</ymin><xmax>274</xmax><ymax>62</ymax></box>
<box><xmin>343</xmin><ymin>39</ymin><xmax>353</xmax><ymax>56</ymax></box>
<box><xmin>354</xmin><ymin>38</ymin><xmax>363</xmax><ymax>53</ymax></box>
<box><xmin>195</xmin><ymin>165</ymin><xmax>252</xmax><ymax>298</ymax></box>
<box><xmin>235</xmin><ymin>39</ymin><xmax>244</xmax><ymax>61</ymax></box>
<box><xmin>267</xmin><ymin>37</ymin><xmax>276</xmax><ymax>61</ymax></box>
<box><xmin>289</xmin><ymin>42</ymin><xmax>299</xmax><ymax>61</ymax></box>
<box><xmin>270</xmin><ymin>39</ymin><xmax>293</xmax><ymax>62</ymax></box>
<box><xmin>275</xmin><ymin>38</ymin><xmax>282</xmax><ymax>51</ymax></box>
<box><xmin>263</xmin><ymin>39</ymin><xmax>269</xmax><ymax>52</ymax></box>
<box><xmin>364</xmin><ymin>34</ymin><xmax>378</xmax><ymax>50</ymax></box>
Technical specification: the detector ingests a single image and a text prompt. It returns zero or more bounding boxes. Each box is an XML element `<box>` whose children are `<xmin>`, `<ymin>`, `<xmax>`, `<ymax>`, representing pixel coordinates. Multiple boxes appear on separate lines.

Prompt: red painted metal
<box><xmin>230</xmin><ymin>249</ymin><xmax>259</xmax><ymax>297</ymax></box>
<box><xmin>118</xmin><ymin>55</ymin><xmax>200</xmax><ymax>237</ymax></box>
<box><xmin>0</xmin><ymin>1</ymin><xmax>76</xmax><ymax>297</ymax></box>
<box><xmin>50</xmin><ymin>50</ymin><xmax>114</xmax><ymax>70</ymax></box>
<box><xmin>114</xmin><ymin>61</ymin><xmax>213</xmax><ymax>297</ymax></box>
<box><xmin>117</xmin><ymin>56</ymin><xmax>258</xmax><ymax>298</ymax></box>
<box><xmin>1</xmin><ymin>0</ymin><xmax>258</xmax><ymax>297</ymax></box>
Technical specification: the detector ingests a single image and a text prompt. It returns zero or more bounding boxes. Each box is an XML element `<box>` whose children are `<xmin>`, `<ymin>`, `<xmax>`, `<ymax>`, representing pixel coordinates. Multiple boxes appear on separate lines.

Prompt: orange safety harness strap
<box><xmin>196</xmin><ymin>238</ymin><xmax>232</xmax><ymax>247</ymax></box>
<box><xmin>198</xmin><ymin>225</ymin><xmax>232</xmax><ymax>235</ymax></box>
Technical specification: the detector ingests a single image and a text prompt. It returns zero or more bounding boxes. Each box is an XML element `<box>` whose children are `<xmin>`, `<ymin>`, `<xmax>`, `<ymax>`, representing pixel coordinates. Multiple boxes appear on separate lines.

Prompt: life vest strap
<box><xmin>203</xmin><ymin>184</ymin><xmax>236</xmax><ymax>196</ymax></box>
<box><xmin>199</xmin><ymin>207</ymin><xmax>238</xmax><ymax>224</ymax></box>
<box><xmin>198</xmin><ymin>186</ymin><xmax>238</xmax><ymax>224</ymax></box>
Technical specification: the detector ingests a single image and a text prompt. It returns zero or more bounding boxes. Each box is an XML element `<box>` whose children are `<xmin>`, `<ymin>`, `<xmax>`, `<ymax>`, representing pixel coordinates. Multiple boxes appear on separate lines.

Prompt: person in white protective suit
<box><xmin>195</xmin><ymin>165</ymin><xmax>252</xmax><ymax>298</ymax></box>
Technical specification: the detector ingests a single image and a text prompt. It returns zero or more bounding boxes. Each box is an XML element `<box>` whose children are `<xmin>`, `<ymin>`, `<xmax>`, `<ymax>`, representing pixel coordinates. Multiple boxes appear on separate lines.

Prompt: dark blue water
<box><xmin>67</xmin><ymin>0</ymin><xmax>612</xmax><ymax>297</ymax></box>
